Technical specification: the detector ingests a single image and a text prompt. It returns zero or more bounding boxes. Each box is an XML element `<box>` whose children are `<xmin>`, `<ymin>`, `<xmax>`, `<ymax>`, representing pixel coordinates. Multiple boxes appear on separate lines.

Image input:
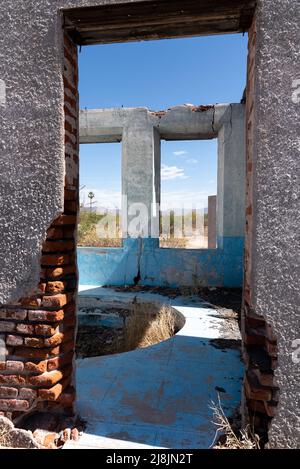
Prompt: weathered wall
<box><xmin>243</xmin><ymin>0</ymin><xmax>300</xmax><ymax>448</ymax></box>
<box><xmin>0</xmin><ymin>0</ymin><xmax>155</xmax><ymax>306</ymax></box>
<box><xmin>0</xmin><ymin>30</ymin><xmax>79</xmax><ymax>419</ymax></box>
<box><xmin>78</xmin><ymin>104</ymin><xmax>245</xmax><ymax>288</ymax></box>
<box><xmin>0</xmin><ymin>0</ymin><xmax>299</xmax><ymax>447</ymax></box>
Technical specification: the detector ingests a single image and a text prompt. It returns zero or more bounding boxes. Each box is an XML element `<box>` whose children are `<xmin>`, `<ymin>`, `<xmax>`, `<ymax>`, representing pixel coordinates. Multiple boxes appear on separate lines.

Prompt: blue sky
<box><xmin>79</xmin><ymin>34</ymin><xmax>248</xmax><ymax>209</ymax></box>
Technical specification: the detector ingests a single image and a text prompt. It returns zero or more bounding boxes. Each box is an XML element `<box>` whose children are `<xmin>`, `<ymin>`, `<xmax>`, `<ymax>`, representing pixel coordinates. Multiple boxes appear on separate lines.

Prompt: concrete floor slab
<box><xmin>65</xmin><ymin>287</ymin><xmax>244</xmax><ymax>449</ymax></box>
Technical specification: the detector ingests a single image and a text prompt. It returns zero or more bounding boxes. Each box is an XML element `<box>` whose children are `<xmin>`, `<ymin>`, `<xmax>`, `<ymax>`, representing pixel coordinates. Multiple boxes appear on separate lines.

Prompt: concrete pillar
<box><xmin>122</xmin><ymin>115</ymin><xmax>160</xmax><ymax>239</ymax></box>
<box><xmin>217</xmin><ymin>104</ymin><xmax>246</xmax><ymax>246</ymax></box>
<box><xmin>208</xmin><ymin>195</ymin><xmax>217</xmax><ymax>248</ymax></box>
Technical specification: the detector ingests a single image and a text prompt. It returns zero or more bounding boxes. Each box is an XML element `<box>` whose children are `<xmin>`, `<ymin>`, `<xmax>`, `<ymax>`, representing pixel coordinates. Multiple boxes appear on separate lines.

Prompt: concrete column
<box><xmin>122</xmin><ymin>113</ymin><xmax>160</xmax><ymax>238</ymax></box>
<box><xmin>208</xmin><ymin>195</ymin><xmax>217</xmax><ymax>248</ymax></box>
<box><xmin>217</xmin><ymin>104</ymin><xmax>246</xmax><ymax>246</ymax></box>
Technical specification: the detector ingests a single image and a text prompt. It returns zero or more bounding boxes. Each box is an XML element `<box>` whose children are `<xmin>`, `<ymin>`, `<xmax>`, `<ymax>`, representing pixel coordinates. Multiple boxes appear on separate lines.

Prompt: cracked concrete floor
<box><xmin>64</xmin><ymin>287</ymin><xmax>244</xmax><ymax>449</ymax></box>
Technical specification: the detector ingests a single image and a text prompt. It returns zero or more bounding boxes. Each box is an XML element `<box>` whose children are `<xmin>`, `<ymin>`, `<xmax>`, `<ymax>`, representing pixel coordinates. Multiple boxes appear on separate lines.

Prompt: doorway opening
<box><xmin>78</xmin><ymin>142</ymin><xmax>122</xmax><ymax>248</ymax></box>
<box><xmin>59</xmin><ymin>0</ymin><xmax>276</xmax><ymax>450</ymax></box>
<box><xmin>160</xmin><ymin>139</ymin><xmax>218</xmax><ymax>249</ymax></box>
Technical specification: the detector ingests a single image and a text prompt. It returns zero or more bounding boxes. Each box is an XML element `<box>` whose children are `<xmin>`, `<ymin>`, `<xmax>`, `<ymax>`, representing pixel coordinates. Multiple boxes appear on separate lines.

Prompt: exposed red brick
<box><xmin>28</xmin><ymin>310</ymin><xmax>64</xmax><ymax>323</ymax></box>
<box><xmin>52</xmin><ymin>215</ymin><xmax>76</xmax><ymax>227</ymax></box>
<box><xmin>64</xmin><ymin>302</ymin><xmax>76</xmax><ymax>315</ymax></box>
<box><xmin>28</xmin><ymin>370</ymin><xmax>63</xmax><ymax>387</ymax></box>
<box><xmin>41</xmin><ymin>254</ymin><xmax>71</xmax><ymax>267</ymax></box>
<box><xmin>0</xmin><ymin>399</ymin><xmax>30</xmax><ymax>412</ymax></box>
<box><xmin>58</xmin><ymin>387</ymin><xmax>76</xmax><ymax>407</ymax></box>
<box><xmin>61</xmin><ymin>340</ymin><xmax>75</xmax><ymax>355</ymax></box>
<box><xmin>24</xmin><ymin>360</ymin><xmax>48</xmax><ymax>374</ymax></box>
<box><xmin>45</xmin><ymin>281</ymin><xmax>67</xmax><ymax>294</ymax></box>
<box><xmin>245</xmin><ymin>375</ymin><xmax>272</xmax><ymax>402</ymax></box>
<box><xmin>21</xmin><ymin>297</ymin><xmax>42</xmax><ymax>308</ymax></box>
<box><xmin>64</xmin><ymin>189</ymin><xmax>77</xmax><ymax>201</ymax></box>
<box><xmin>0</xmin><ymin>375</ymin><xmax>26</xmax><ymax>386</ymax></box>
<box><xmin>43</xmin><ymin>240</ymin><xmax>75</xmax><ymax>253</ymax></box>
<box><xmin>64</xmin><ymin>200</ymin><xmax>77</xmax><ymax>213</ymax></box>
<box><xmin>0</xmin><ymin>387</ymin><xmax>18</xmax><ymax>398</ymax></box>
<box><xmin>14</xmin><ymin>346</ymin><xmax>60</xmax><ymax>360</ymax></box>
<box><xmin>38</xmin><ymin>383</ymin><xmax>63</xmax><ymax>401</ymax></box>
<box><xmin>18</xmin><ymin>388</ymin><xmax>38</xmax><ymax>400</ymax></box>
<box><xmin>38</xmin><ymin>283</ymin><xmax>47</xmax><ymax>294</ymax></box>
<box><xmin>46</xmin><ymin>266</ymin><xmax>76</xmax><ymax>279</ymax></box>
<box><xmin>64</xmin><ymin>314</ymin><xmax>76</xmax><ymax>328</ymax></box>
<box><xmin>44</xmin><ymin>333</ymin><xmax>64</xmax><ymax>348</ymax></box>
<box><xmin>24</xmin><ymin>337</ymin><xmax>44</xmax><ymax>349</ymax></box>
<box><xmin>6</xmin><ymin>335</ymin><xmax>23</xmax><ymax>346</ymax></box>
<box><xmin>34</xmin><ymin>324</ymin><xmax>59</xmax><ymax>337</ymax></box>
<box><xmin>42</xmin><ymin>294</ymin><xmax>68</xmax><ymax>309</ymax></box>
<box><xmin>47</xmin><ymin>352</ymin><xmax>74</xmax><ymax>372</ymax></box>
<box><xmin>63</xmin><ymin>228</ymin><xmax>76</xmax><ymax>240</ymax></box>
<box><xmin>265</xmin><ymin>324</ymin><xmax>277</xmax><ymax>343</ymax></box>
<box><xmin>252</xmin><ymin>369</ymin><xmax>277</xmax><ymax>388</ymax></box>
<box><xmin>0</xmin><ymin>321</ymin><xmax>15</xmax><ymax>333</ymax></box>
<box><xmin>247</xmin><ymin>398</ymin><xmax>277</xmax><ymax>418</ymax></box>
<box><xmin>0</xmin><ymin>309</ymin><xmax>27</xmax><ymax>320</ymax></box>
<box><xmin>244</xmin><ymin>328</ymin><xmax>266</xmax><ymax>346</ymax></box>
<box><xmin>265</xmin><ymin>340</ymin><xmax>277</xmax><ymax>357</ymax></box>
<box><xmin>47</xmin><ymin>227</ymin><xmax>64</xmax><ymax>240</ymax></box>
<box><xmin>6</xmin><ymin>361</ymin><xmax>24</xmax><ymax>372</ymax></box>
<box><xmin>16</xmin><ymin>324</ymin><xmax>35</xmax><ymax>335</ymax></box>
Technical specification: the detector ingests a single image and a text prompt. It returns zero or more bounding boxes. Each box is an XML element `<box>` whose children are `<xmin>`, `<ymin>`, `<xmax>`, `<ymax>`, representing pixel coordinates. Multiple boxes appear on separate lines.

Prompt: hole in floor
<box><xmin>76</xmin><ymin>302</ymin><xmax>185</xmax><ymax>358</ymax></box>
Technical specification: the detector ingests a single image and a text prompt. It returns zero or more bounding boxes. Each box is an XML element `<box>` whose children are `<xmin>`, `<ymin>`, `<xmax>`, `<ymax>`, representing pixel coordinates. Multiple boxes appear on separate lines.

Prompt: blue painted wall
<box><xmin>78</xmin><ymin>237</ymin><xmax>244</xmax><ymax>288</ymax></box>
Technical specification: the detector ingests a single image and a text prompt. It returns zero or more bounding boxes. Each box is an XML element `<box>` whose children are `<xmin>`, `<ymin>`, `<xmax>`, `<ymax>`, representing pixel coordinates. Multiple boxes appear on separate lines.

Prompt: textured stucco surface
<box><xmin>0</xmin><ymin>0</ymin><xmax>155</xmax><ymax>304</ymax></box>
<box><xmin>252</xmin><ymin>0</ymin><xmax>300</xmax><ymax>449</ymax></box>
<box><xmin>78</xmin><ymin>105</ymin><xmax>245</xmax><ymax>288</ymax></box>
<box><xmin>0</xmin><ymin>0</ymin><xmax>299</xmax><ymax>448</ymax></box>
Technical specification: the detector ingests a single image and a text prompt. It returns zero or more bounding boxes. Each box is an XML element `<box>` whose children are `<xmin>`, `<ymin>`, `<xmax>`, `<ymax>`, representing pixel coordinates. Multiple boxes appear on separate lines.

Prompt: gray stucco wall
<box><xmin>253</xmin><ymin>0</ymin><xmax>300</xmax><ymax>449</ymax></box>
<box><xmin>0</xmin><ymin>0</ymin><xmax>154</xmax><ymax>304</ymax></box>
<box><xmin>0</xmin><ymin>0</ymin><xmax>299</xmax><ymax>448</ymax></box>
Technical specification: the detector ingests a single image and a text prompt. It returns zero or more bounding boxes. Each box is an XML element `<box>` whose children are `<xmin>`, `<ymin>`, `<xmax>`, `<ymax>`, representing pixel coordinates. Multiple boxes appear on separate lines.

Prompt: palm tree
<box><xmin>88</xmin><ymin>191</ymin><xmax>95</xmax><ymax>212</ymax></box>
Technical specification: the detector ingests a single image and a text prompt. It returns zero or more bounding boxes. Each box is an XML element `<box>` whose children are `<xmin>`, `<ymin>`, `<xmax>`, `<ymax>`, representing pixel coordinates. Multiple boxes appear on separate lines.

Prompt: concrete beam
<box><xmin>79</xmin><ymin>104</ymin><xmax>238</xmax><ymax>144</ymax></box>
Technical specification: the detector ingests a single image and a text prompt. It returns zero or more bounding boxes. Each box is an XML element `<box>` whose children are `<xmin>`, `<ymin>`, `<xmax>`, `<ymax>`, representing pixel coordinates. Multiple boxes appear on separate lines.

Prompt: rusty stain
<box><xmin>191</xmin><ymin>105</ymin><xmax>214</xmax><ymax>112</ymax></box>
<box><xmin>149</xmin><ymin>110</ymin><xmax>167</xmax><ymax>118</ymax></box>
<box><xmin>106</xmin><ymin>431</ymin><xmax>131</xmax><ymax>440</ymax></box>
<box><xmin>121</xmin><ymin>392</ymin><xmax>177</xmax><ymax>425</ymax></box>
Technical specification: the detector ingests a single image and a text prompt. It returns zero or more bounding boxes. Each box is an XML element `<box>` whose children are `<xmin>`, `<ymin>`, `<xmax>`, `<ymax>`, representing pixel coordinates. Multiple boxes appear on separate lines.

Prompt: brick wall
<box><xmin>0</xmin><ymin>32</ymin><xmax>79</xmax><ymax>422</ymax></box>
<box><xmin>242</xmin><ymin>16</ymin><xmax>279</xmax><ymax>444</ymax></box>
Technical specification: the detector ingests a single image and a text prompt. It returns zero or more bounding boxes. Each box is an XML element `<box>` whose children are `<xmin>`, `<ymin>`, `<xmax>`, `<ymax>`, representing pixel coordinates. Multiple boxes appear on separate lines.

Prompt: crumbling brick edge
<box><xmin>0</xmin><ymin>31</ymin><xmax>79</xmax><ymax>422</ymax></box>
<box><xmin>242</xmin><ymin>13</ymin><xmax>279</xmax><ymax>446</ymax></box>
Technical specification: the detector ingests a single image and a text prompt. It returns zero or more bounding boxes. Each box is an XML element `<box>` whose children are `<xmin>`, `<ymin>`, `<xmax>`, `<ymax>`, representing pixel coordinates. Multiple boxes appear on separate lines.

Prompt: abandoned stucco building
<box><xmin>78</xmin><ymin>104</ymin><xmax>246</xmax><ymax>287</ymax></box>
<box><xmin>0</xmin><ymin>0</ymin><xmax>299</xmax><ymax>449</ymax></box>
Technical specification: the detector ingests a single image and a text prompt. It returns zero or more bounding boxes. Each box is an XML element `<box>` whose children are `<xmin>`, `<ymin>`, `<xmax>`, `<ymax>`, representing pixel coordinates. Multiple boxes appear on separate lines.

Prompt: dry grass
<box><xmin>159</xmin><ymin>237</ymin><xmax>188</xmax><ymax>248</ymax></box>
<box><xmin>121</xmin><ymin>304</ymin><xmax>177</xmax><ymax>352</ymax></box>
<box><xmin>0</xmin><ymin>420</ymin><xmax>14</xmax><ymax>448</ymax></box>
<box><xmin>210</xmin><ymin>396</ymin><xmax>260</xmax><ymax>449</ymax></box>
<box><xmin>0</xmin><ymin>432</ymin><xmax>11</xmax><ymax>448</ymax></box>
<box><xmin>78</xmin><ymin>224</ymin><xmax>122</xmax><ymax>248</ymax></box>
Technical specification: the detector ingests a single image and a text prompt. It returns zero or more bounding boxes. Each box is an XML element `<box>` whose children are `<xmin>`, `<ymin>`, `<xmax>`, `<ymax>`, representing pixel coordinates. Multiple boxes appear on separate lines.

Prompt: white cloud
<box><xmin>173</xmin><ymin>150</ymin><xmax>188</xmax><ymax>156</ymax></box>
<box><xmin>186</xmin><ymin>158</ymin><xmax>198</xmax><ymax>164</ymax></box>
<box><xmin>160</xmin><ymin>190</ymin><xmax>211</xmax><ymax>210</ymax></box>
<box><xmin>161</xmin><ymin>164</ymin><xmax>188</xmax><ymax>181</ymax></box>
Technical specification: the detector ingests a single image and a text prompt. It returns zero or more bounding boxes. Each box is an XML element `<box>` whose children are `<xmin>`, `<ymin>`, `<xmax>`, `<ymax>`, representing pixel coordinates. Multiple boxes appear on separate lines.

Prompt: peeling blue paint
<box><xmin>78</xmin><ymin>237</ymin><xmax>244</xmax><ymax>288</ymax></box>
